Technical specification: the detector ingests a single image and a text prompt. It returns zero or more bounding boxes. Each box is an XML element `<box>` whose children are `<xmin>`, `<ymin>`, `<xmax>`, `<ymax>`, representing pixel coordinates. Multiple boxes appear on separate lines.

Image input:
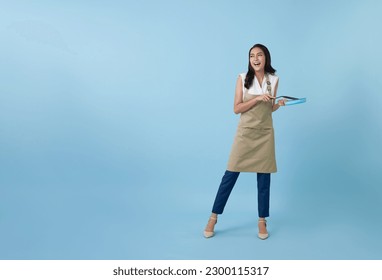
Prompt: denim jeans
<box><xmin>211</xmin><ymin>170</ymin><xmax>270</xmax><ymax>217</ymax></box>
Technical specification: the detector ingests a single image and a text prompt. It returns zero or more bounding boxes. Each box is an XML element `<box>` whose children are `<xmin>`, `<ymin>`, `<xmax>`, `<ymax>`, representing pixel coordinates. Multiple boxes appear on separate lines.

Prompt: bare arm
<box><xmin>233</xmin><ymin>75</ymin><xmax>274</xmax><ymax>114</ymax></box>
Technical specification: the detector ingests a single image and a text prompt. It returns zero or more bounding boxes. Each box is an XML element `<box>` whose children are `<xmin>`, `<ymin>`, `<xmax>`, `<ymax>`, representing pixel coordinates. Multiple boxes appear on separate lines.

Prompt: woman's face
<box><xmin>250</xmin><ymin>47</ymin><xmax>266</xmax><ymax>72</ymax></box>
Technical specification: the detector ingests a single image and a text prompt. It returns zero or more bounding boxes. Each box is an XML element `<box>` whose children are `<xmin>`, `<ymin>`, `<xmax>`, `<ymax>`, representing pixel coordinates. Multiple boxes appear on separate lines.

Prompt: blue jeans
<box><xmin>211</xmin><ymin>170</ymin><xmax>270</xmax><ymax>217</ymax></box>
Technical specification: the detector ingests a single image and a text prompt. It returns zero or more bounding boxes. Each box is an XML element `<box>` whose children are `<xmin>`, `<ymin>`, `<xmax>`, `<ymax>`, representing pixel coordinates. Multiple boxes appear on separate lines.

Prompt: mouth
<box><xmin>254</xmin><ymin>62</ymin><xmax>261</xmax><ymax>67</ymax></box>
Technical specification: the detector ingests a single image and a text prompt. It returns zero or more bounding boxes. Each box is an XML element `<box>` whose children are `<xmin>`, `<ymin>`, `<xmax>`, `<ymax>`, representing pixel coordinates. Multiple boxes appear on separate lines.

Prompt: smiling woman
<box><xmin>203</xmin><ymin>44</ymin><xmax>285</xmax><ymax>240</ymax></box>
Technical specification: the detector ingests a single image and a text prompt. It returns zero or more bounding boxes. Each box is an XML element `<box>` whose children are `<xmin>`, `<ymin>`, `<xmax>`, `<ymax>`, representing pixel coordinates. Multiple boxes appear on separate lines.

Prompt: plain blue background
<box><xmin>1</xmin><ymin>0</ymin><xmax>382</xmax><ymax>259</ymax></box>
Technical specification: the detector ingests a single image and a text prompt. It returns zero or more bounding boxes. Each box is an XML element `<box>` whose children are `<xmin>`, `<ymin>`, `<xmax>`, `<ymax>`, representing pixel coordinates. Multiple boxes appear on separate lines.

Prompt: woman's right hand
<box><xmin>255</xmin><ymin>94</ymin><xmax>275</xmax><ymax>102</ymax></box>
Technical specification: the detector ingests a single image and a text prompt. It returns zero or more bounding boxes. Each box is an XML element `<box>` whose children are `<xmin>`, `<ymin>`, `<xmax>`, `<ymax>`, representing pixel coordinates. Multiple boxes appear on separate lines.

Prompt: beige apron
<box><xmin>227</xmin><ymin>75</ymin><xmax>277</xmax><ymax>173</ymax></box>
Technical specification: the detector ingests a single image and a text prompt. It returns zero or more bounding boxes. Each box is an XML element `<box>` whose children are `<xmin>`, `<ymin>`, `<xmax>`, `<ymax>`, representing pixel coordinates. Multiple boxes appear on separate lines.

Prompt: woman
<box><xmin>204</xmin><ymin>44</ymin><xmax>285</xmax><ymax>240</ymax></box>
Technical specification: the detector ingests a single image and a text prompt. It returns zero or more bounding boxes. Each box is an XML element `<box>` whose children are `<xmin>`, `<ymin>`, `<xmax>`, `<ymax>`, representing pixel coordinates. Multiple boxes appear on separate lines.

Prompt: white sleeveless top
<box><xmin>239</xmin><ymin>72</ymin><xmax>279</xmax><ymax>97</ymax></box>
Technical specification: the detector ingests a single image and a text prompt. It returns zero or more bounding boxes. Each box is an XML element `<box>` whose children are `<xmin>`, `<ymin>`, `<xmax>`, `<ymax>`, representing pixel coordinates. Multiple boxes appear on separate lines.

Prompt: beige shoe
<box><xmin>258</xmin><ymin>219</ymin><xmax>269</xmax><ymax>240</ymax></box>
<box><xmin>203</xmin><ymin>216</ymin><xmax>217</xmax><ymax>238</ymax></box>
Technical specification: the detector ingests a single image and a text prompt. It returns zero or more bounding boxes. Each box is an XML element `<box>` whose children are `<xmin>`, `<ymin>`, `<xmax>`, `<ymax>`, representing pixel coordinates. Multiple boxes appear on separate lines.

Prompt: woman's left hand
<box><xmin>277</xmin><ymin>99</ymin><xmax>286</xmax><ymax>106</ymax></box>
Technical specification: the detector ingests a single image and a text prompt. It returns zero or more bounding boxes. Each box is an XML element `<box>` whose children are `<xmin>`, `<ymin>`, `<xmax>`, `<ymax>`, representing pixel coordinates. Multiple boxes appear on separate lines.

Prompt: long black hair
<box><xmin>244</xmin><ymin>44</ymin><xmax>276</xmax><ymax>89</ymax></box>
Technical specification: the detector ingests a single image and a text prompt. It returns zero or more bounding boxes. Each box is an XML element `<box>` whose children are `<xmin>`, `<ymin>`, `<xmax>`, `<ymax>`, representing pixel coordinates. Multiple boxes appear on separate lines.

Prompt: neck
<box><xmin>255</xmin><ymin>70</ymin><xmax>265</xmax><ymax>82</ymax></box>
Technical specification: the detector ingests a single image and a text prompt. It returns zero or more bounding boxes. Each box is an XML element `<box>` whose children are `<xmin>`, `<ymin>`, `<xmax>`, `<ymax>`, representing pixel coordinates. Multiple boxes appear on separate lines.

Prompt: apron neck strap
<box><xmin>265</xmin><ymin>73</ymin><xmax>272</xmax><ymax>95</ymax></box>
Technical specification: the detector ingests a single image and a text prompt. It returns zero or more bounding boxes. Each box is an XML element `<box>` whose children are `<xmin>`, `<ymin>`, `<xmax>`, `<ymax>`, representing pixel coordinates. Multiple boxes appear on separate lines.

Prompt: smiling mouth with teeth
<box><xmin>254</xmin><ymin>63</ymin><xmax>261</xmax><ymax>66</ymax></box>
